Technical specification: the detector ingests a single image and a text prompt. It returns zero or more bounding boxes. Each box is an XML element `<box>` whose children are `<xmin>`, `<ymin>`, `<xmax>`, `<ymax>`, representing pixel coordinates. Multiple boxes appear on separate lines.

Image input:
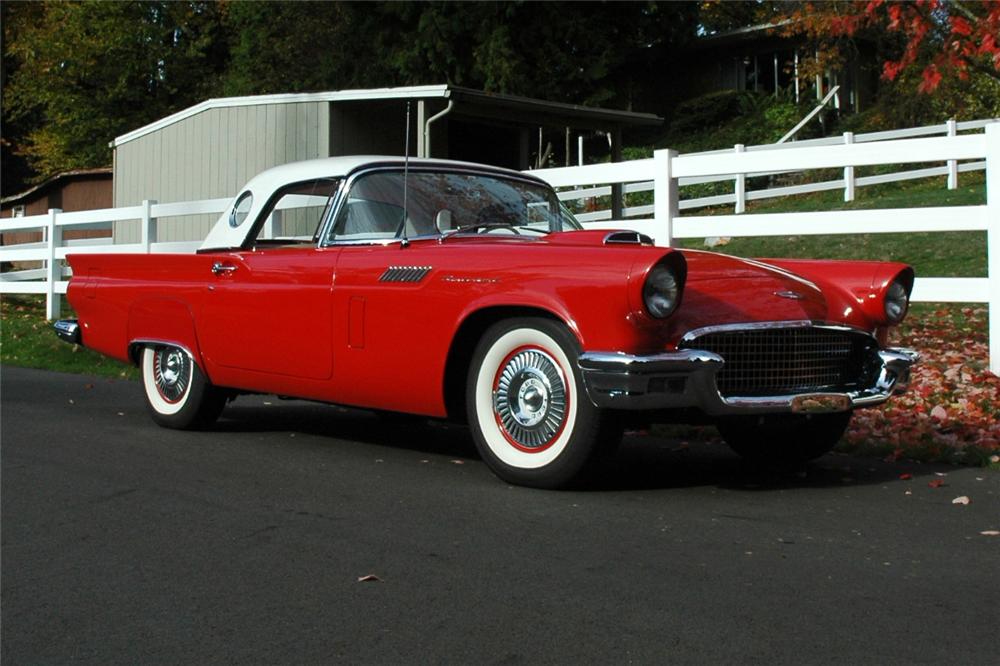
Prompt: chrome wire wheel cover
<box><xmin>152</xmin><ymin>347</ymin><xmax>191</xmax><ymax>403</ymax></box>
<box><xmin>493</xmin><ymin>348</ymin><xmax>568</xmax><ymax>449</ymax></box>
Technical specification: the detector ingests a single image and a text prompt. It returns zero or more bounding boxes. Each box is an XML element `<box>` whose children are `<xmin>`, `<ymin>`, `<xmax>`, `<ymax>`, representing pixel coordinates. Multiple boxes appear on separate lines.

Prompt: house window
<box><xmin>12</xmin><ymin>205</ymin><xmax>25</xmax><ymax>217</ymax></box>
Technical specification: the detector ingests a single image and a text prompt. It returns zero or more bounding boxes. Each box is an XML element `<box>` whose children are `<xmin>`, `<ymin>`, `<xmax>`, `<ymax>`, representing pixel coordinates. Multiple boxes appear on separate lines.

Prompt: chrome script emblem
<box><xmin>774</xmin><ymin>290</ymin><xmax>805</xmax><ymax>300</ymax></box>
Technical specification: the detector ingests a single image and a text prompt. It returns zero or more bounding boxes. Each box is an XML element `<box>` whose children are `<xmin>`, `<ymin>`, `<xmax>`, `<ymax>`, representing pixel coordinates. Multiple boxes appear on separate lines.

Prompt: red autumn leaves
<box><xmin>845</xmin><ymin>307</ymin><xmax>1000</xmax><ymax>461</ymax></box>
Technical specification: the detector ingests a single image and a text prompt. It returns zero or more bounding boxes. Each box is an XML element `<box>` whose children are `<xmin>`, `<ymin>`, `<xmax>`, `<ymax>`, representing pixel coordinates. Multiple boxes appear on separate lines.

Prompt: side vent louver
<box><xmin>604</xmin><ymin>231</ymin><xmax>653</xmax><ymax>246</ymax></box>
<box><xmin>379</xmin><ymin>266</ymin><xmax>432</xmax><ymax>283</ymax></box>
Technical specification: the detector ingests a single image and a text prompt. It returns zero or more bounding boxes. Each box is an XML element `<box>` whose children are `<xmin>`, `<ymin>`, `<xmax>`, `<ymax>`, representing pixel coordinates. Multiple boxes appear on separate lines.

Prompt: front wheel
<box><xmin>141</xmin><ymin>345</ymin><xmax>226</xmax><ymax>429</ymax></box>
<box><xmin>717</xmin><ymin>411</ymin><xmax>852</xmax><ymax>465</ymax></box>
<box><xmin>466</xmin><ymin>318</ymin><xmax>620</xmax><ymax>489</ymax></box>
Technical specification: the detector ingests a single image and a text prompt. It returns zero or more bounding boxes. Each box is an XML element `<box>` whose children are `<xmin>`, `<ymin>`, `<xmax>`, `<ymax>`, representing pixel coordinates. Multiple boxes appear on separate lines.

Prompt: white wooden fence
<box><xmin>563</xmin><ymin>118</ymin><xmax>994</xmax><ymax>222</ymax></box>
<box><xmin>534</xmin><ymin>122</ymin><xmax>999</xmax><ymax>373</ymax></box>
<box><xmin>1</xmin><ymin>120</ymin><xmax>997</xmax><ymax>372</ymax></box>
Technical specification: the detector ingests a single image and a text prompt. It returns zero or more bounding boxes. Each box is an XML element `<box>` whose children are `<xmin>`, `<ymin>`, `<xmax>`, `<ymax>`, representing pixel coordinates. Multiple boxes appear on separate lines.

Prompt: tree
<box><xmin>3</xmin><ymin>1</ymin><xmax>227</xmax><ymax>179</ymax></box>
<box><xmin>221</xmin><ymin>1</ymin><xmax>700</xmax><ymax>109</ymax></box>
<box><xmin>781</xmin><ymin>0</ymin><xmax>1000</xmax><ymax>93</ymax></box>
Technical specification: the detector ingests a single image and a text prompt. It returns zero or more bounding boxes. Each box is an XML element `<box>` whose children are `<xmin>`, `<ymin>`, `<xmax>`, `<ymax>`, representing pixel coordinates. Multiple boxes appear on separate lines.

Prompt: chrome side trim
<box><xmin>53</xmin><ymin>319</ymin><xmax>81</xmax><ymax>345</ymax></box>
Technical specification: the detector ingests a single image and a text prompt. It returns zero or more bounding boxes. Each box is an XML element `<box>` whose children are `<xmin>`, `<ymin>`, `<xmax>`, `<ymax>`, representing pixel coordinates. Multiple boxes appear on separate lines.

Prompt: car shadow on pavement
<box><xmin>214</xmin><ymin>401</ymin><xmax>477</xmax><ymax>460</ymax></box>
<box><xmin>213</xmin><ymin>398</ymin><xmax>919</xmax><ymax>493</ymax></box>
<box><xmin>594</xmin><ymin>432</ymin><xmax>920</xmax><ymax>492</ymax></box>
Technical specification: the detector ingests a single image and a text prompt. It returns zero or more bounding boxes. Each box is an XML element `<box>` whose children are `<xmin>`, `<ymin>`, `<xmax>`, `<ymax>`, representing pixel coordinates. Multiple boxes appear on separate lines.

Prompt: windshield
<box><xmin>326</xmin><ymin>170</ymin><xmax>582</xmax><ymax>243</ymax></box>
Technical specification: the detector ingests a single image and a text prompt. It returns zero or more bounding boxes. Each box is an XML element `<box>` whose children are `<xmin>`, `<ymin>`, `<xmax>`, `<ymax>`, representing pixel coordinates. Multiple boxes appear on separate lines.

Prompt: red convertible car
<box><xmin>55</xmin><ymin>156</ymin><xmax>917</xmax><ymax>488</ymax></box>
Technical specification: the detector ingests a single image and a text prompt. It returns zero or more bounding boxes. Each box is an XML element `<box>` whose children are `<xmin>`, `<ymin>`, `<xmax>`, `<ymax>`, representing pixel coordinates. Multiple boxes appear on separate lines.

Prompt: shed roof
<box><xmin>1</xmin><ymin>168</ymin><xmax>112</xmax><ymax>206</ymax></box>
<box><xmin>111</xmin><ymin>85</ymin><xmax>662</xmax><ymax>148</ymax></box>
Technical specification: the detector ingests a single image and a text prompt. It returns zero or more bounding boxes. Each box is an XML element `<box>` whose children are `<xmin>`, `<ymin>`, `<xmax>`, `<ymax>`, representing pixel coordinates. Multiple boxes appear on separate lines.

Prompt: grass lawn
<box><xmin>1</xmin><ymin>294</ymin><xmax>138</xmax><ymax>380</ymax></box>
<box><xmin>673</xmin><ymin>173</ymin><xmax>987</xmax><ymax>278</ymax></box>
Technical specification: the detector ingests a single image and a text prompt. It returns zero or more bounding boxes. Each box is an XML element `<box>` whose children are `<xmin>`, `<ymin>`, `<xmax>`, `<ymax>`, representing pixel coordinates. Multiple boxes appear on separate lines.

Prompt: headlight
<box><xmin>884</xmin><ymin>279</ymin><xmax>909</xmax><ymax>323</ymax></box>
<box><xmin>643</xmin><ymin>264</ymin><xmax>680</xmax><ymax>318</ymax></box>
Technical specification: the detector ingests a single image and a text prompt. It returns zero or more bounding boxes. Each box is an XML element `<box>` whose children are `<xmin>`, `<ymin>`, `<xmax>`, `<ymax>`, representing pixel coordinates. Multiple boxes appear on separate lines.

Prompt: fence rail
<box><xmin>559</xmin><ymin>118</ymin><xmax>994</xmax><ymax>220</ymax></box>
<box><xmin>532</xmin><ymin>122</ymin><xmax>999</xmax><ymax>372</ymax></box>
<box><xmin>1</xmin><ymin>119</ymin><xmax>997</xmax><ymax>371</ymax></box>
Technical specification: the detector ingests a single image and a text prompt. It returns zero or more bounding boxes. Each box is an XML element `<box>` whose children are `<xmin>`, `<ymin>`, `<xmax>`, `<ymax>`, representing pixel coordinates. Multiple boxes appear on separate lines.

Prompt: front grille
<box><xmin>680</xmin><ymin>326</ymin><xmax>878</xmax><ymax>397</ymax></box>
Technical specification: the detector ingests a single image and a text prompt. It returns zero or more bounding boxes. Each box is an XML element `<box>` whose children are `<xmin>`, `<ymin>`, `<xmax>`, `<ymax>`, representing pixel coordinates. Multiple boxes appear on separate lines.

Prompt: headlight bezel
<box><xmin>884</xmin><ymin>278</ymin><xmax>910</xmax><ymax>323</ymax></box>
<box><xmin>643</xmin><ymin>264</ymin><xmax>681</xmax><ymax>319</ymax></box>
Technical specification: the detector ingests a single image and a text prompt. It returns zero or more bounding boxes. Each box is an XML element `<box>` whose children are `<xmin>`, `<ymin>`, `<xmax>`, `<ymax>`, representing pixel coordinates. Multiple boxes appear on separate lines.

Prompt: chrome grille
<box><xmin>680</xmin><ymin>326</ymin><xmax>878</xmax><ymax>397</ymax></box>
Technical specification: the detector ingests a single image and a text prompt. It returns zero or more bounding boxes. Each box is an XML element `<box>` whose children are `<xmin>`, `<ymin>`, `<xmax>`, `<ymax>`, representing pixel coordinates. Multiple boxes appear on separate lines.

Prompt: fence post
<box><xmin>734</xmin><ymin>144</ymin><xmax>746</xmax><ymax>214</ymax></box>
<box><xmin>843</xmin><ymin>132</ymin><xmax>855</xmax><ymax>202</ymax></box>
<box><xmin>986</xmin><ymin>123</ymin><xmax>999</xmax><ymax>375</ymax></box>
<box><xmin>947</xmin><ymin>119</ymin><xmax>958</xmax><ymax>190</ymax></box>
<box><xmin>653</xmin><ymin>149</ymin><xmax>678</xmax><ymax>247</ymax></box>
<box><xmin>45</xmin><ymin>208</ymin><xmax>63</xmax><ymax>321</ymax></box>
<box><xmin>140</xmin><ymin>199</ymin><xmax>156</xmax><ymax>253</ymax></box>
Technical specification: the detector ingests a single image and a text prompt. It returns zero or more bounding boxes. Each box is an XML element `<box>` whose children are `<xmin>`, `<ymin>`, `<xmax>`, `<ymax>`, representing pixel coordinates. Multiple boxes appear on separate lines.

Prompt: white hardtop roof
<box><xmin>199</xmin><ymin>155</ymin><xmax>543</xmax><ymax>251</ymax></box>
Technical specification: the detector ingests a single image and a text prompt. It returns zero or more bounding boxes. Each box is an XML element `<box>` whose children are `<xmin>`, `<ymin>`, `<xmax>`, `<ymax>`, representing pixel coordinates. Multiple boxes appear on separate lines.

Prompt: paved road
<box><xmin>2</xmin><ymin>366</ymin><xmax>998</xmax><ymax>664</ymax></box>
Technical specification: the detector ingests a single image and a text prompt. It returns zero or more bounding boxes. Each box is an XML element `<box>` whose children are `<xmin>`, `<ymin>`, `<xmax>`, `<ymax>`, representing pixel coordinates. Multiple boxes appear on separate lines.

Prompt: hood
<box><xmin>667</xmin><ymin>250</ymin><xmax>831</xmax><ymax>335</ymax></box>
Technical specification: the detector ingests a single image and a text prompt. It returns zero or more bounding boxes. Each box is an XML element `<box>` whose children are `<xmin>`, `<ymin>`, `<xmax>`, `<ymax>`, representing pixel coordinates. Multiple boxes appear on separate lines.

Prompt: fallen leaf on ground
<box><xmin>899</xmin><ymin>473</ymin><xmax>912</xmax><ymax>480</ymax></box>
<box><xmin>930</xmin><ymin>405</ymin><xmax>948</xmax><ymax>420</ymax></box>
<box><xmin>357</xmin><ymin>574</ymin><xmax>382</xmax><ymax>582</ymax></box>
<box><xmin>980</xmin><ymin>530</ymin><xmax>999</xmax><ymax>536</ymax></box>
<box><xmin>928</xmin><ymin>479</ymin><xmax>945</xmax><ymax>488</ymax></box>
<box><xmin>952</xmin><ymin>496</ymin><xmax>971</xmax><ymax>505</ymax></box>
<box><xmin>450</xmin><ymin>460</ymin><xmax>464</xmax><ymax>465</ymax></box>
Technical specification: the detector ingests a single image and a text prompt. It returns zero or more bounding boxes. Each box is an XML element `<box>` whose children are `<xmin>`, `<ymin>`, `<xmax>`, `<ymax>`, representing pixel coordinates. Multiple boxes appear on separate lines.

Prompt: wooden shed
<box><xmin>1</xmin><ymin>168</ymin><xmax>113</xmax><ymax>252</ymax></box>
<box><xmin>111</xmin><ymin>85</ymin><xmax>661</xmax><ymax>243</ymax></box>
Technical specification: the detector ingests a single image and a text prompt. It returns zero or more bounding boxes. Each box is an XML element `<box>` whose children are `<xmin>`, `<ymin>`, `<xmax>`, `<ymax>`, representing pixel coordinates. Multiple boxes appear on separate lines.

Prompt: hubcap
<box><xmin>494</xmin><ymin>348</ymin><xmax>568</xmax><ymax>449</ymax></box>
<box><xmin>153</xmin><ymin>347</ymin><xmax>190</xmax><ymax>403</ymax></box>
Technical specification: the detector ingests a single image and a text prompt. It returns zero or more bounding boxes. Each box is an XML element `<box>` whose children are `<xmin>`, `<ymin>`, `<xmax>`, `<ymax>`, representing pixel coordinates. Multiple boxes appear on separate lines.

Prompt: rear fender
<box><xmin>126</xmin><ymin>298</ymin><xmax>207</xmax><ymax>375</ymax></box>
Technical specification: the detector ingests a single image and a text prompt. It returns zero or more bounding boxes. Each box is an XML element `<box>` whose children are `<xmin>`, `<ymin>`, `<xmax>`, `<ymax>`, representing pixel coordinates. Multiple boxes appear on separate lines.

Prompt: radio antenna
<box><xmin>400</xmin><ymin>100</ymin><xmax>411</xmax><ymax>248</ymax></box>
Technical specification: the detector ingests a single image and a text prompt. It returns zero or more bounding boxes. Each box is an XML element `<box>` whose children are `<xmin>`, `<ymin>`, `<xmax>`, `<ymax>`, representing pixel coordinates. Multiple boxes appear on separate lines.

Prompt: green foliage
<box><xmin>220</xmin><ymin>1</ymin><xmax>699</xmax><ymax>108</ymax></box>
<box><xmin>1</xmin><ymin>295</ymin><xmax>138</xmax><ymax>379</ymax></box>
<box><xmin>4</xmin><ymin>1</ymin><xmax>227</xmax><ymax>180</ymax></box>
<box><xmin>661</xmin><ymin>90</ymin><xmax>819</xmax><ymax>153</ymax></box>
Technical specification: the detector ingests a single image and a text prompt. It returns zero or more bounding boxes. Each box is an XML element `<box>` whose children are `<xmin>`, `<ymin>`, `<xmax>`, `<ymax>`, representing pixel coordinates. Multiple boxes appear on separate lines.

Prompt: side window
<box><xmin>246</xmin><ymin>178</ymin><xmax>339</xmax><ymax>246</ymax></box>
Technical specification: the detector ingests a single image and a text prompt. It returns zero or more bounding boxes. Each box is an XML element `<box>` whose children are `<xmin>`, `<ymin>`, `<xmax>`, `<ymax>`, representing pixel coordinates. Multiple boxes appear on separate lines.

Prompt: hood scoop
<box><xmin>603</xmin><ymin>231</ymin><xmax>654</xmax><ymax>246</ymax></box>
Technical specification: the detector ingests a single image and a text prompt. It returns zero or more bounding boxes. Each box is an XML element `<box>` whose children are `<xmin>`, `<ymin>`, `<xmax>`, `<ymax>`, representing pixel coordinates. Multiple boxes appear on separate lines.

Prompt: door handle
<box><xmin>211</xmin><ymin>262</ymin><xmax>237</xmax><ymax>275</ymax></box>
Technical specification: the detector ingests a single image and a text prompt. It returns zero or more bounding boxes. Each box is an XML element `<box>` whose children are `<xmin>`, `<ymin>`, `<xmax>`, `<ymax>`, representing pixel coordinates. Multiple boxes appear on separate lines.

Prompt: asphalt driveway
<box><xmin>3</xmin><ymin>366</ymin><xmax>997</xmax><ymax>664</ymax></box>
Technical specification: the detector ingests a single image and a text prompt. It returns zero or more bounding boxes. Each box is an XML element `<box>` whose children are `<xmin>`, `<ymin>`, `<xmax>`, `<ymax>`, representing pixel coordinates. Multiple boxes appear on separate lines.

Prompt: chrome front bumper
<box><xmin>577</xmin><ymin>347</ymin><xmax>919</xmax><ymax>415</ymax></box>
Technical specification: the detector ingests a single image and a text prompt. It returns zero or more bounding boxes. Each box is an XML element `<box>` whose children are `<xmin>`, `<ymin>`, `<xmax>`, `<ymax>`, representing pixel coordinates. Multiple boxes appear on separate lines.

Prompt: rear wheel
<box><xmin>466</xmin><ymin>317</ymin><xmax>620</xmax><ymax>489</ymax></box>
<box><xmin>717</xmin><ymin>411</ymin><xmax>852</xmax><ymax>464</ymax></box>
<box><xmin>141</xmin><ymin>345</ymin><xmax>226</xmax><ymax>429</ymax></box>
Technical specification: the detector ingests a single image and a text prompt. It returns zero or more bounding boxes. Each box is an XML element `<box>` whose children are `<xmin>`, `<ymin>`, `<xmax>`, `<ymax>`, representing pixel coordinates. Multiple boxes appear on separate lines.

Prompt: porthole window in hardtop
<box><xmin>327</xmin><ymin>170</ymin><xmax>581</xmax><ymax>243</ymax></box>
<box><xmin>230</xmin><ymin>192</ymin><xmax>253</xmax><ymax>228</ymax></box>
<box><xmin>245</xmin><ymin>178</ymin><xmax>340</xmax><ymax>248</ymax></box>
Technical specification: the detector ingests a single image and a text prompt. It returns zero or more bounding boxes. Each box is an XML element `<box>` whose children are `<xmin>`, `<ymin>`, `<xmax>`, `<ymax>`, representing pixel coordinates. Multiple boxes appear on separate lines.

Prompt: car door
<box><xmin>199</xmin><ymin>246</ymin><xmax>339</xmax><ymax>381</ymax></box>
<box><xmin>198</xmin><ymin>178</ymin><xmax>341</xmax><ymax>383</ymax></box>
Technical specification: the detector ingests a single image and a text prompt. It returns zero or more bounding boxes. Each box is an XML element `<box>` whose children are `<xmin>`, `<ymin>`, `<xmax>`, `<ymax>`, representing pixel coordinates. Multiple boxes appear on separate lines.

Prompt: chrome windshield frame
<box><xmin>316</xmin><ymin>165</ymin><xmax>574</xmax><ymax>248</ymax></box>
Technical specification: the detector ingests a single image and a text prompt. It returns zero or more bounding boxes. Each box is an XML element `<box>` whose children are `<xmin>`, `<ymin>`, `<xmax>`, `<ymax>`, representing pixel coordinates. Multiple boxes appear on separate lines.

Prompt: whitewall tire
<box><xmin>466</xmin><ymin>318</ymin><xmax>620</xmax><ymax>488</ymax></box>
<box><xmin>140</xmin><ymin>345</ymin><xmax>226</xmax><ymax>429</ymax></box>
